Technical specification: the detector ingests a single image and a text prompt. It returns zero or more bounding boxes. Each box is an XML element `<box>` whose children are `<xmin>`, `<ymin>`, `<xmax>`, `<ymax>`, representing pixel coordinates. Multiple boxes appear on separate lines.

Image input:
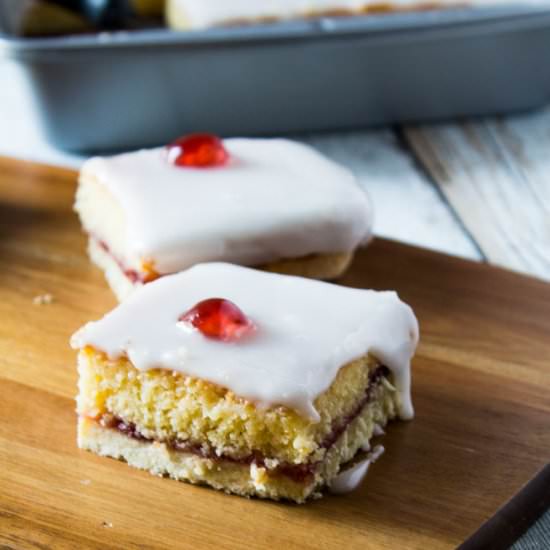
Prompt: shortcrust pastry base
<box><xmin>78</xmin><ymin>387</ymin><xmax>396</xmax><ymax>503</ymax></box>
<box><xmin>88</xmin><ymin>237</ymin><xmax>354</xmax><ymax>301</ymax></box>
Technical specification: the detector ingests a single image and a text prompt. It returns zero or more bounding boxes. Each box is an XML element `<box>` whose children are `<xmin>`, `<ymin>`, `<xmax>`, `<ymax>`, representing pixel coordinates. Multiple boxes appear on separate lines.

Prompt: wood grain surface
<box><xmin>0</xmin><ymin>157</ymin><xmax>549</xmax><ymax>550</ymax></box>
<box><xmin>403</xmin><ymin>108</ymin><xmax>550</xmax><ymax>281</ymax></box>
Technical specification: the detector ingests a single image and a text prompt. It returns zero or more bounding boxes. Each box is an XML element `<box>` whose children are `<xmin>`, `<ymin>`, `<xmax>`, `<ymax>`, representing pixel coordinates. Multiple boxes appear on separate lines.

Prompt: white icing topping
<box><xmin>71</xmin><ymin>263</ymin><xmax>418</xmax><ymax>421</ymax></box>
<box><xmin>368</xmin><ymin>443</ymin><xmax>385</xmax><ymax>462</ymax></box>
<box><xmin>168</xmin><ymin>0</ymin><xmax>525</xmax><ymax>29</ymax></box>
<box><xmin>373</xmin><ymin>423</ymin><xmax>385</xmax><ymax>436</ymax></box>
<box><xmin>361</xmin><ymin>440</ymin><xmax>371</xmax><ymax>452</ymax></box>
<box><xmin>330</xmin><ymin>445</ymin><xmax>385</xmax><ymax>494</ymax></box>
<box><xmin>79</xmin><ymin>138</ymin><xmax>372</xmax><ymax>275</ymax></box>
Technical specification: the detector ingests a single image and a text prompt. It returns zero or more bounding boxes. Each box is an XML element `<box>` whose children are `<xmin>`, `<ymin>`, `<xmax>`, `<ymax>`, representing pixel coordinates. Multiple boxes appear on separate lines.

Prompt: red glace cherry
<box><xmin>179</xmin><ymin>298</ymin><xmax>255</xmax><ymax>342</ymax></box>
<box><xmin>167</xmin><ymin>133</ymin><xmax>229</xmax><ymax>168</ymax></box>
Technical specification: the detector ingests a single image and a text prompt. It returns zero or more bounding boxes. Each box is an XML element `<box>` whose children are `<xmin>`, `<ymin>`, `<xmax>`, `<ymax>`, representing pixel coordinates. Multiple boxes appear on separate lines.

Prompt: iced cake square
<box><xmin>74</xmin><ymin>136</ymin><xmax>372</xmax><ymax>300</ymax></box>
<box><xmin>166</xmin><ymin>0</ymin><xmax>459</xmax><ymax>30</ymax></box>
<box><xmin>71</xmin><ymin>263</ymin><xmax>418</xmax><ymax>502</ymax></box>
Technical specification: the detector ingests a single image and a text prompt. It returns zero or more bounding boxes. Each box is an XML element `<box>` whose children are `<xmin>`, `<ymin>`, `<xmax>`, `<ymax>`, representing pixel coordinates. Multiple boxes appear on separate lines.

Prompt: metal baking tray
<box><xmin>1</xmin><ymin>5</ymin><xmax>550</xmax><ymax>153</ymax></box>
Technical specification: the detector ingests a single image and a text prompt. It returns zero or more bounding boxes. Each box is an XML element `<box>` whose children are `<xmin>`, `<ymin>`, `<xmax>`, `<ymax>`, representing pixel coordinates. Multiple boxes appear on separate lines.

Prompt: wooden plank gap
<box><xmin>402</xmin><ymin>110</ymin><xmax>550</xmax><ymax>281</ymax></box>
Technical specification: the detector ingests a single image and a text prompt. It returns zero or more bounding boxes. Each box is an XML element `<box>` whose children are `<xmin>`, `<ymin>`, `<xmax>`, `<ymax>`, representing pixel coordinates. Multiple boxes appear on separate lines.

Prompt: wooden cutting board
<box><xmin>0</xmin><ymin>157</ymin><xmax>549</xmax><ymax>550</ymax></box>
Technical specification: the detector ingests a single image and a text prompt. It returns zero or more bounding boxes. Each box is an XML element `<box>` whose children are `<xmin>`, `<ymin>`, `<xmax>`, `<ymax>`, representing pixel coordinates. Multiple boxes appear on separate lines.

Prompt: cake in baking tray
<box><xmin>166</xmin><ymin>0</ymin><xmax>477</xmax><ymax>30</ymax></box>
<box><xmin>75</xmin><ymin>135</ymin><xmax>372</xmax><ymax>301</ymax></box>
<box><xmin>72</xmin><ymin>263</ymin><xmax>419</xmax><ymax>502</ymax></box>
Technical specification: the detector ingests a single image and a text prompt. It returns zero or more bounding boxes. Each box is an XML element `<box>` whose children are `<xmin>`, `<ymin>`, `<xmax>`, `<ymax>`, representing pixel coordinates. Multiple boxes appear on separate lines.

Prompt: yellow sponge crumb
<box><xmin>77</xmin><ymin>348</ymin><xmax>394</xmax><ymax>465</ymax></box>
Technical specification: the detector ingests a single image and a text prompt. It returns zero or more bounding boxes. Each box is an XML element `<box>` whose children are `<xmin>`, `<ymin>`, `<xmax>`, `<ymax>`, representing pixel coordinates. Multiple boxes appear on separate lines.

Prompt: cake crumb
<box><xmin>33</xmin><ymin>293</ymin><xmax>54</xmax><ymax>305</ymax></box>
<box><xmin>102</xmin><ymin>521</ymin><xmax>113</xmax><ymax>529</ymax></box>
<box><xmin>80</xmin><ymin>479</ymin><xmax>91</xmax><ymax>486</ymax></box>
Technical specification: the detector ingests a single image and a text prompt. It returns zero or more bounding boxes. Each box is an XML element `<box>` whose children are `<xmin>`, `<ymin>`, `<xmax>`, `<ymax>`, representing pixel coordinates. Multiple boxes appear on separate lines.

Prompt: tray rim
<box><xmin>2</xmin><ymin>4</ymin><xmax>550</xmax><ymax>57</ymax></box>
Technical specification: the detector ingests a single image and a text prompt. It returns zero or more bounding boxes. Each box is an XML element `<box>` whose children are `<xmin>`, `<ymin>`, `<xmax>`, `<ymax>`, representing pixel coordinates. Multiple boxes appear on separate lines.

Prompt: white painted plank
<box><xmin>404</xmin><ymin>108</ymin><xmax>550</xmax><ymax>280</ymax></box>
<box><xmin>0</xmin><ymin>60</ymin><xmax>81</xmax><ymax>167</ymax></box>
<box><xmin>305</xmin><ymin>131</ymin><xmax>481</xmax><ymax>260</ymax></box>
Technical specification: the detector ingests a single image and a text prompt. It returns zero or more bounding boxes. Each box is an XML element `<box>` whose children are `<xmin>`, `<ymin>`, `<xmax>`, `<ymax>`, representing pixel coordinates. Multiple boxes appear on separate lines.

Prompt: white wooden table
<box><xmin>2</xmin><ymin>58</ymin><xmax>549</xmax><ymax>281</ymax></box>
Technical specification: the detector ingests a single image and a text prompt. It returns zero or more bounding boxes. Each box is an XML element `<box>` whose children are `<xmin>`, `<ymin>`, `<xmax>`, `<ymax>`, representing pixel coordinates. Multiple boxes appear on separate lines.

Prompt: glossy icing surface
<box><xmin>71</xmin><ymin>263</ymin><xmax>418</xmax><ymax>421</ymax></box>
<box><xmin>330</xmin><ymin>445</ymin><xmax>385</xmax><ymax>494</ymax></box>
<box><xmin>79</xmin><ymin>138</ymin><xmax>372</xmax><ymax>275</ymax></box>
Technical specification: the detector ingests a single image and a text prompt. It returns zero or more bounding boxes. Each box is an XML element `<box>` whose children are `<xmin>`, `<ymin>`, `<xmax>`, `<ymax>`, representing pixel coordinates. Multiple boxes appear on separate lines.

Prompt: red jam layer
<box><xmin>99</xmin><ymin>366</ymin><xmax>390</xmax><ymax>484</ymax></box>
<box><xmin>321</xmin><ymin>366</ymin><xmax>389</xmax><ymax>450</ymax></box>
<box><xmin>95</xmin><ymin>238</ymin><xmax>159</xmax><ymax>284</ymax></box>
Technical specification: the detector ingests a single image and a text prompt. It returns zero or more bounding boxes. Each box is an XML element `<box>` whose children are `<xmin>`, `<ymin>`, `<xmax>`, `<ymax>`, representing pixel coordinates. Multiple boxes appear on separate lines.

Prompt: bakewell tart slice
<box><xmin>74</xmin><ymin>135</ymin><xmax>372</xmax><ymax>301</ymax></box>
<box><xmin>71</xmin><ymin>263</ymin><xmax>418</xmax><ymax>502</ymax></box>
<box><xmin>166</xmin><ymin>0</ymin><xmax>464</xmax><ymax>30</ymax></box>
